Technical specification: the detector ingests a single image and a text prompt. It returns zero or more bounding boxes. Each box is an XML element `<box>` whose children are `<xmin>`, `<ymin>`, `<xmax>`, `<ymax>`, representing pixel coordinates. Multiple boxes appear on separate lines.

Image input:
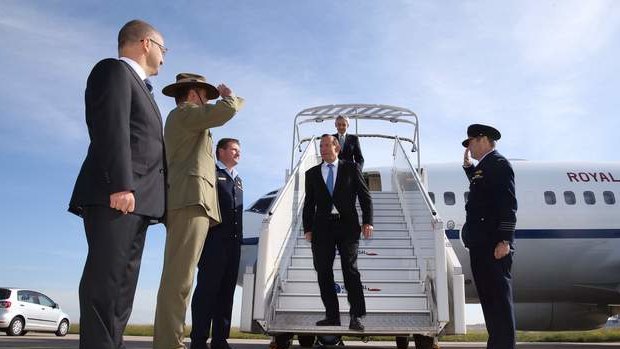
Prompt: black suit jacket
<box><xmin>334</xmin><ymin>133</ymin><xmax>364</xmax><ymax>169</ymax></box>
<box><xmin>69</xmin><ymin>59</ymin><xmax>166</xmax><ymax>219</ymax></box>
<box><xmin>303</xmin><ymin>160</ymin><xmax>372</xmax><ymax>242</ymax></box>
<box><xmin>463</xmin><ymin>150</ymin><xmax>517</xmax><ymax>248</ymax></box>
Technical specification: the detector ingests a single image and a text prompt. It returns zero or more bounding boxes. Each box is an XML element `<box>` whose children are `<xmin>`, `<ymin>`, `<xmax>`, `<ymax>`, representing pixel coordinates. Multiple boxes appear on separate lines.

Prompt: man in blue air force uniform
<box><xmin>462</xmin><ymin>124</ymin><xmax>518</xmax><ymax>349</ymax></box>
<box><xmin>191</xmin><ymin>138</ymin><xmax>243</xmax><ymax>349</ymax></box>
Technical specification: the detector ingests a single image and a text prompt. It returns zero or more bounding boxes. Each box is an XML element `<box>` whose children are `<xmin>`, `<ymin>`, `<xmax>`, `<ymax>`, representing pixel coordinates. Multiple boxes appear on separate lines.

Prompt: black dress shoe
<box><xmin>316</xmin><ymin>318</ymin><xmax>341</xmax><ymax>326</ymax></box>
<box><xmin>349</xmin><ymin>317</ymin><xmax>364</xmax><ymax>331</ymax></box>
<box><xmin>190</xmin><ymin>342</ymin><xmax>209</xmax><ymax>349</ymax></box>
<box><xmin>211</xmin><ymin>341</ymin><xmax>232</xmax><ymax>349</ymax></box>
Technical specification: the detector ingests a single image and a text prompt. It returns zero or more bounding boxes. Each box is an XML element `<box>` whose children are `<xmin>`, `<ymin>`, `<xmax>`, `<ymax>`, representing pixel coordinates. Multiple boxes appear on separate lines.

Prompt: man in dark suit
<box><xmin>333</xmin><ymin>115</ymin><xmax>364</xmax><ymax>169</ymax></box>
<box><xmin>303</xmin><ymin>134</ymin><xmax>373</xmax><ymax>331</ymax></box>
<box><xmin>68</xmin><ymin>19</ymin><xmax>166</xmax><ymax>349</ymax></box>
<box><xmin>462</xmin><ymin>124</ymin><xmax>518</xmax><ymax>349</ymax></box>
<box><xmin>191</xmin><ymin>138</ymin><xmax>243</xmax><ymax>349</ymax></box>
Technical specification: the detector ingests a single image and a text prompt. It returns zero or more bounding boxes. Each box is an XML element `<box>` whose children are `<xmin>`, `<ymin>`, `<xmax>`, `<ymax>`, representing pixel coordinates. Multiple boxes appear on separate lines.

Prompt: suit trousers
<box><xmin>190</xmin><ymin>235</ymin><xmax>241</xmax><ymax>348</ymax></box>
<box><xmin>311</xmin><ymin>220</ymin><xmax>366</xmax><ymax>319</ymax></box>
<box><xmin>154</xmin><ymin>205</ymin><xmax>210</xmax><ymax>349</ymax></box>
<box><xmin>469</xmin><ymin>247</ymin><xmax>516</xmax><ymax>349</ymax></box>
<box><xmin>78</xmin><ymin>206</ymin><xmax>150</xmax><ymax>349</ymax></box>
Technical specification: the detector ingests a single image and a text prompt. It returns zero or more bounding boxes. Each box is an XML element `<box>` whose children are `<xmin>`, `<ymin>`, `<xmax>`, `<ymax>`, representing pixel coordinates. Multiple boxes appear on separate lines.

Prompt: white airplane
<box><xmin>237</xmin><ymin>104</ymin><xmax>620</xmax><ymax>333</ymax></box>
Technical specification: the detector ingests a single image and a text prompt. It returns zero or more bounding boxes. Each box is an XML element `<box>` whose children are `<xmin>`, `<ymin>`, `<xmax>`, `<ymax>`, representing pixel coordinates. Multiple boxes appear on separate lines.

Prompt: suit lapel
<box><xmin>119</xmin><ymin>61</ymin><xmax>163</xmax><ymax>128</ymax></box>
<box><xmin>332</xmin><ymin>161</ymin><xmax>345</xmax><ymax>197</ymax></box>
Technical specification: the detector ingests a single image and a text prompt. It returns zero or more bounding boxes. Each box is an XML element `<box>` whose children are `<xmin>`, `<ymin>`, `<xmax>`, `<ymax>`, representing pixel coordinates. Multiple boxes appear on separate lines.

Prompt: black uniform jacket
<box><xmin>210</xmin><ymin>167</ymin><xmax>243</xmax><ymax>240</ymax></box>
<box><xmin>69</xmin><ymin>58</ymin><xmax>166</xmax><ymax>219</ymax></box>
<box><xmin>302</xmin><ymin>160</ymin><xmax>372</xmax><ymax>243</ymax></box>
<box><xmin>333</xmin><ymin>133</ymin><xmax>364</xmax><ymax>169</ymax></box>
<box><xmin>463</xmin><ymin>150</ymin><xmax>517</xmax><ymax>248</ymax></box>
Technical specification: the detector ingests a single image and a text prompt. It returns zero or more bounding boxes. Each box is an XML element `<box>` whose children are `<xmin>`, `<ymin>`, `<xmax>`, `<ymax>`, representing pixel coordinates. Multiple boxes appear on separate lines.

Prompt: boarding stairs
<box><xmin>240</xmin><ymin>105</ymin><xmax>465</xmax><ymax>346</ymax></box>
<box><xmin>270</xmin><ymin>191</ymin><xmax>434</xmax><ymax>334</ymax></box>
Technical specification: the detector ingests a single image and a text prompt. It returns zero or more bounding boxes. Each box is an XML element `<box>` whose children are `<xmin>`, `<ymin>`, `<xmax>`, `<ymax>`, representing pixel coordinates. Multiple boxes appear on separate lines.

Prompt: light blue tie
<box><xmin>326</xmin><ymin>164</ymin><xmax>334</xmax><ymax>196</ymax></box>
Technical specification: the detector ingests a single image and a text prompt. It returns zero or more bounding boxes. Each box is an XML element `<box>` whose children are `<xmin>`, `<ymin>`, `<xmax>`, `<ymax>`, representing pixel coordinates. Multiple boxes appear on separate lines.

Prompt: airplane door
<box><xmin>364</xmin><ymin>172</ymin><xmax>382</xmax><ymax>191</ymax></box>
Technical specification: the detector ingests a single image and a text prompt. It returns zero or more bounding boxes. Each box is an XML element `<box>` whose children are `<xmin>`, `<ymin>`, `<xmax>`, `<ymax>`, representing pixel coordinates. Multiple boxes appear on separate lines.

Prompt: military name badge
<box><xmin>218</xmin><ymin>176</ymin><xmax>227</xmax><ymax>181</ymax></box>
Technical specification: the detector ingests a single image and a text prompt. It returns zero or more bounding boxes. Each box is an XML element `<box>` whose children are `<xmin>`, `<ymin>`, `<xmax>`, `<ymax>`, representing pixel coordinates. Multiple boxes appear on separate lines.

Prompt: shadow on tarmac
<box><xmin>1</xmin><ymin>334</ymin><xmax>619</xmax><ymax>349</ymax></box>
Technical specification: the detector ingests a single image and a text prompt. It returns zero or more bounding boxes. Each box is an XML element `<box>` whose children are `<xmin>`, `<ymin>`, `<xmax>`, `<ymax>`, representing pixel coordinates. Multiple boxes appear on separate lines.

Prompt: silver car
<box><xmin>0</xmin><ymin>288</ymin><xmax>70</xmax><ymax>336</ymax></box>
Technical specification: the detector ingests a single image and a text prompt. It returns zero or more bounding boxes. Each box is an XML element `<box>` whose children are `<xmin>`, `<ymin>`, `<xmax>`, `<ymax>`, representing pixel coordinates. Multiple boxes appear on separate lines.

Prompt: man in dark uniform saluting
<box><xmin>191</xmin><ymin>138</ymin><xmax>243</xmax><ymax>349</ymax></box>
<box><xmin>462</xmin><ymin>124</ymin><xmax>518</xmax><ymax>349</ymax></box>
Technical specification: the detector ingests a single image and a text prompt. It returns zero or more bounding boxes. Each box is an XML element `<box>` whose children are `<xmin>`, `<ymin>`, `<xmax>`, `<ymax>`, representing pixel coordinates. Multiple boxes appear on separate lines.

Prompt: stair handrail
<box><xmin>392</xmin><ymin>137</ymin><xmax>450</xmax><ymax>327</ymax></box>
<box><xmin>393</xmin><ymin>137</ymin><xmax>439</xmax><ymax>219</ymax></box>
<box><xmin>253</xmin><ymin>137</ymin><xmax>320</xmax><ymax>322</ymax></box>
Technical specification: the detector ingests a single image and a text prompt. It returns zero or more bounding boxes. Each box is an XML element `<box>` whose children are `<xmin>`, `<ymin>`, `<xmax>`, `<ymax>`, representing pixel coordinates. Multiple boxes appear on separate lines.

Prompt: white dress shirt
<box><xmin>321</xmin><ymin>159</ymin><xmax>339</xmax><ymax>213</ymax></box>
<box><xmin>119</xmin><ymin>56</ymin><xmax>147</xmax><ymax>81</ymax></box>
<box><xmin>321</xmin><ymin>159</ymin><xmax>339</xmax><ymax>185</ymax></box>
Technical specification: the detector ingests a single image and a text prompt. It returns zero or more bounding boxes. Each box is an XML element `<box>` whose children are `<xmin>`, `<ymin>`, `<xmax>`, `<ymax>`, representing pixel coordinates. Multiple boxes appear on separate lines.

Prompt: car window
<box><xmin>37</xmin><ymin>293</ymin><xmax>55</xmax><ymax>307</ymax></box>
<box><xmin>17</xmin><ymin>290</ymin><xmax>38</xmax><ymax>304</ymax></box>
<box><xmin>0</xmin><ymin>288</ymin><xmax>10</xmax><ymax>300</ymax></box>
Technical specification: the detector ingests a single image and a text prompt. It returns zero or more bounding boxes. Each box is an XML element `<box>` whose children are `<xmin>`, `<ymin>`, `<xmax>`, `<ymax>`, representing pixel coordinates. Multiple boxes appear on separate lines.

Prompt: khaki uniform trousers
<box><xmin>153</xmin><ymin>205</ymin><xmax>211</xmax><ymax>349</ymax></box>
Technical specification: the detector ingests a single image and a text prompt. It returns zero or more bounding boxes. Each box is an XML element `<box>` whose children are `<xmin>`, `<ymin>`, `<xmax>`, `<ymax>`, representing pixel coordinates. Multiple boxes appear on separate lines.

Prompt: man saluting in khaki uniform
<box><xmin>153</xmin><ymin>73</ymin><xmax>244</xmax><ymax>349</ymax></box>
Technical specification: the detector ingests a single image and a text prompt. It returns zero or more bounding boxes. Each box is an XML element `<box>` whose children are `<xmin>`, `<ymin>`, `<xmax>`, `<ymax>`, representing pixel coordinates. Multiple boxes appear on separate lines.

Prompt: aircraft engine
<box><xmin>515</xmin><ymin>303</ymin><xmax>612</xmax><ymax>331</ymax></box>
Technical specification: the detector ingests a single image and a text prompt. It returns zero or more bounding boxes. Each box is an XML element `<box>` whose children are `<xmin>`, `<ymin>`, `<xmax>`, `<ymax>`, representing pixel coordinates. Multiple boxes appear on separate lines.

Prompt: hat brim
<box><xmin>162</xmin><ymin>81</ymin><xmax>220</xmax><ymax>100</ymax></box>
<box><xmin>462</xmin><ymin>138</ymin><xmax>470</xmax><ymax>147</ymax></box>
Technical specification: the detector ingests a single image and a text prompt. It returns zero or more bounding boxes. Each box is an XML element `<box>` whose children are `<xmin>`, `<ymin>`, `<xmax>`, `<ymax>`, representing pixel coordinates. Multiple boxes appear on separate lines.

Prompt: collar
<box><xmin>338</xmin><ymin>133</ymin><xmax>347</xmax><ymax>138</ymax></box>
<box><xmin>119</xmin><ymin>57</ymin><xmax>147</xmax><ymax>80</ymax></box>
<box><xmin>477</xmin><ymin>149</ymin><xmax>495</xmax><ymax>164</ymax></box>
<box><xmin>217</xmin><ymin>160</ymin><xmax>238</xmax><ymax>179</ymax></box>
<box><xmin>322</xmin><ymin>158</ymin><xmax>339</xmax><ymax>168</ymax></box>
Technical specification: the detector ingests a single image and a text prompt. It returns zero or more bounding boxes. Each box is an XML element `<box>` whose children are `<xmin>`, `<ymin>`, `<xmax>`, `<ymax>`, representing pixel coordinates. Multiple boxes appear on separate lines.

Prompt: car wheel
<box><xmin>55</xmin><ymin>319</ymin><xmax>69</xmax><ymax>337</ymax></box>
<box><xmin>7</xmin><ymin>317</ymin><xmax>24</xmax><ymax>336</ymax></box>
<box><xmin>19</xmin><ymin>331</ymin><xmax>28</xmax><ymax>336</ymax></box>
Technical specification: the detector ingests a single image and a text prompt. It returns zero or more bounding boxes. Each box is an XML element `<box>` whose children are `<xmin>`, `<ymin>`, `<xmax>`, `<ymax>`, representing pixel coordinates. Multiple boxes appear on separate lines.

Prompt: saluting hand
<box><xmin>110</xmin><ymin>191</ymin><xmax>135</xmax><ymax>215</ymax></box>
<box><xmin>463</xmin><ymin>148</ymin><xmax>473</xmax><ymax>167</ymax></box>
<box><xmin>217</xmin><ymin>84</ymin><xmax>234</xmax><ymax>98</ymax></box>
<box><xmin>362</xmin><ymin>224</ymin><xmax>373</xmax><ymax>239</ymax></box>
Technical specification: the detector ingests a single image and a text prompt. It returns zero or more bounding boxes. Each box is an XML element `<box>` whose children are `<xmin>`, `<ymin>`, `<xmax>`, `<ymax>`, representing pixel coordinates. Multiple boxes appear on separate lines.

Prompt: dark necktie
<box><xmin>144</xmin><ymin>78</ymin><xmax>154</xmax><ymax>95</ymax></box>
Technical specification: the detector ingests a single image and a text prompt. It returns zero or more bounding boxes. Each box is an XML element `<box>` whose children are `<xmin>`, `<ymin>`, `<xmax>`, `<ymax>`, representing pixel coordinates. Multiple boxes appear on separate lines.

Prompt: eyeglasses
<box><xmin>144</xmin><ymin>38</ymin><xmax>168</xmax><ymax>56</ymax></box>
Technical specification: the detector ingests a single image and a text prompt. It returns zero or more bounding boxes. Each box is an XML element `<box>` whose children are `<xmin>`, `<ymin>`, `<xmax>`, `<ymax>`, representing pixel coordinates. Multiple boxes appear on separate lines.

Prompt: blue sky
<box><xmin>1</xmin><ymin>0</ymin><xmax>619</xmax><ymax>326</ymax></box>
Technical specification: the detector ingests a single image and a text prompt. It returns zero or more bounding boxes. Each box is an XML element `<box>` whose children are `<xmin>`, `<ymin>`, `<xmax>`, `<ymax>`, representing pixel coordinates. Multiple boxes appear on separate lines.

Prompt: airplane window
<box><xmin>583</xmin><ymin>191</ymin><xmax>596</xmax><ymax>205</ymax></box>
<box><xmin>464</xmin><ymin>191</ymin><xmax>469</xmax><ymax>204</ymax></box>
<box><xmin>247</xmin><ymin>197</ymin><xmax>275</xmax><ymax>214</ymax></box>
<box><xmin>603</xmin><ymin>191</ymin><xmax>616</xmax><ymax>205</ymax></box>
<box><xmin>564</xmin><ymin>191</ymin><xmax>576</xmax><ymax>205</ymax></box>
<box><xmin>428</xmin><ymin>192</ymin><xmax>435</xmax><ymax>204</ymax></box>
<box><xmin>544</xmin><ymin>191</ymin><xmax>556</xmax><ymax>205</ymax></box>
<box><xmin>444</xmin><ymin>192</ymin><xmax>456</xmax><ymax>206</ymax></box>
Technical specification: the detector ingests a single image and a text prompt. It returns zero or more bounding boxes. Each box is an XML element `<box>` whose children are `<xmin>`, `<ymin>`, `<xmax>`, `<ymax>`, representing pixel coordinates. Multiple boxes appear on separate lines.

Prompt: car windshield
<box><xmin>0</xmin><ymin>288</ymin><xmax>11</xmax><ymax>300</ymax></box>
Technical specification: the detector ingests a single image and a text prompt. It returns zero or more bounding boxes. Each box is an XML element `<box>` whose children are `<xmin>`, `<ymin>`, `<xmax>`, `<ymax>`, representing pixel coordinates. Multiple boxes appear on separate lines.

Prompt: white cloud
<box><xmin>513</xmin><ymin>0</ymin><xmax>620</xmax><ymax>72</ymax></box>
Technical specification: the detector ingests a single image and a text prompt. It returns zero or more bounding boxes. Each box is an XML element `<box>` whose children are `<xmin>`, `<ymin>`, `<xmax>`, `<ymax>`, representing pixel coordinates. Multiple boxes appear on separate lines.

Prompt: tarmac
<box><xmin>0</xmin><ymin>334</ymin><xmax>619</xmax><ymax>349</ymax></box>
